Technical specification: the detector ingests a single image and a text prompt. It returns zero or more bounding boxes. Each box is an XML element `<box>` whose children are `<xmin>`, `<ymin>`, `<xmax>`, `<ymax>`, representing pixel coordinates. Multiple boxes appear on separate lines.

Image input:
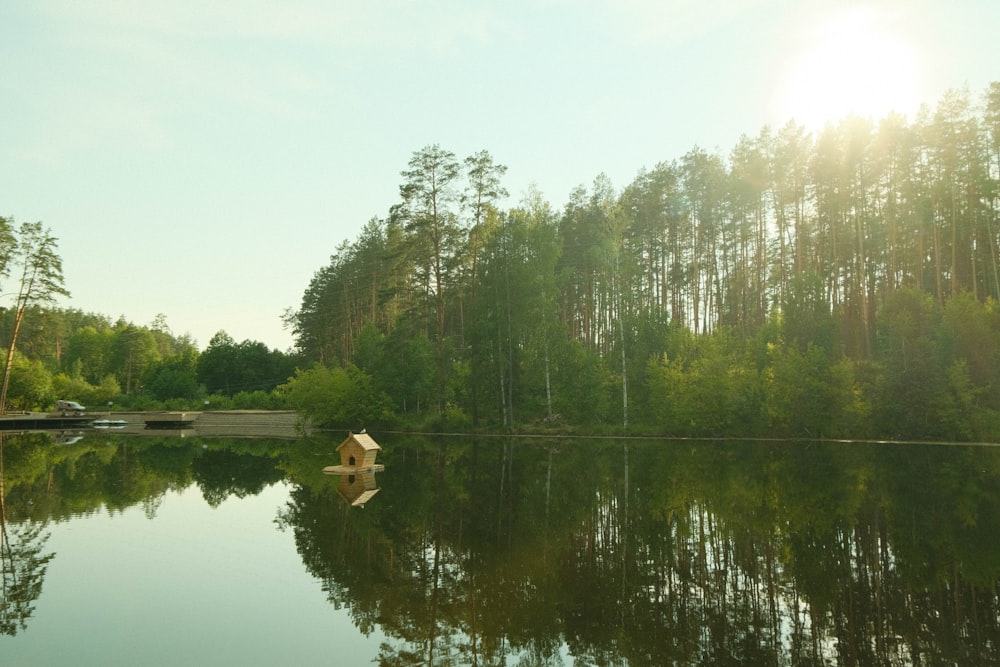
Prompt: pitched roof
<box><xmin>337</xmin><ymin>431</ymin><xmax>381</xmax><ymax>452</ymax></box>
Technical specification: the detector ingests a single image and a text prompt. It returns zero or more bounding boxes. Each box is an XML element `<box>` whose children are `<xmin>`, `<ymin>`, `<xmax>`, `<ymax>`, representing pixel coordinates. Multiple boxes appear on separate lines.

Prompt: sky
<box><xmin>2</xmin><ymin>0</ymin><xmax>997</xmax><ymax>352</ymax></box>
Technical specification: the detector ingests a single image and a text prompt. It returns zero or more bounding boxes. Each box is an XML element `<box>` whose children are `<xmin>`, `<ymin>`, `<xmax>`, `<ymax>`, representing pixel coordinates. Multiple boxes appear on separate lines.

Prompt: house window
<box><xmin>349</xmin><ymin>455</ymin><xmax>356</xmax><ymax>466</ymax></box>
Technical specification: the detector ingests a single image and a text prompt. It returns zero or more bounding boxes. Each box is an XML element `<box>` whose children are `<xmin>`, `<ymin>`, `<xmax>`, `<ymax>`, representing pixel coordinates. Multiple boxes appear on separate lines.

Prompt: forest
<box><xmin>0</xmin><ymin>304</ymin><xmax>300</xmax><ymax>413</ymax></box>
<box><xmin>0</xmin><ymin>216</ymin><xmax>301</xmax><ymax>412</ymax></box>
<box><xmin>3</xmin><ymin>84</ymin><xmax>1000</xmax><ymax>440</ymax></box>
<box><xmin>285</xmin><ymin>83</ymin><xmax>1000</xmax><ymax>441</ymax></box>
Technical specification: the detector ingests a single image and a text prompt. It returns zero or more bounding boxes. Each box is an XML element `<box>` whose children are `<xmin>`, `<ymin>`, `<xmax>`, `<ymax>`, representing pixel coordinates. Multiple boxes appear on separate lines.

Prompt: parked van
<box><xmin>56</xmin><ymin>400</ymin><xmax>86</xmax><ymax>415</ymax></box>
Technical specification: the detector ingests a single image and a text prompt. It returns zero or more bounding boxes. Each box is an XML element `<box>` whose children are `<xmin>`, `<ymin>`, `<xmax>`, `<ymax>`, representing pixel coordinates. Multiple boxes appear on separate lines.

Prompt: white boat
<box><xmin>92</xmin><ymin>419</ymin><xmax>128</xmax><ymax>428</ymax></box>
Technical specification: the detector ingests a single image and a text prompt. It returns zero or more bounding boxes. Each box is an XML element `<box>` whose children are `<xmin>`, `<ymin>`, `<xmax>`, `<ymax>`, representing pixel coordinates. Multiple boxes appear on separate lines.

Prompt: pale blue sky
<box><xmin>2</xmin><ymin>0</ymin><xmax>996</xmax><ymax>351</ymax></box>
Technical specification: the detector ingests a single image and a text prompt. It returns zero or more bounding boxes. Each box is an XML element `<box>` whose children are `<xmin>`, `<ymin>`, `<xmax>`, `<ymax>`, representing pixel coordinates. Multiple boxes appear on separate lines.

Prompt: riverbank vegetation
<box><xmin>4</xmin><ymin>83</ymin><xmax>1000</xmax><ymax>441</ymax></box>
<box><xmin>0</xmin><ymin>304</ymin><xmax>300</xmax><ymax>414</ymax></box>
<box><xmin>287</xmin><ymin>83</ymin><xmax>1000</xmax><ymax>440</ymax></box>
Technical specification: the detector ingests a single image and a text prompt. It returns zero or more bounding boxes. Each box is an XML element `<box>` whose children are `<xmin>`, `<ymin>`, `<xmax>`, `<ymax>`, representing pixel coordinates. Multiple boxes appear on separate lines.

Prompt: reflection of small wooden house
<box><xmin>323</xmin><ymin>431</ymin><xmax>385</xmax><ymax>475</ymax></box>
<box><xmin>336</xmin><ymin>471</ymin><xmax>380</xmax><ymax>507</ymax></box>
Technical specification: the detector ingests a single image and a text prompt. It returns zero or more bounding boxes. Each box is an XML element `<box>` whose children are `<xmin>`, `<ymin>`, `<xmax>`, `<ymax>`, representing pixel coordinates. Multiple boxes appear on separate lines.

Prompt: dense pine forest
<box><xmin>4</xmin><ymin>85</ymin><xmax>999</xmax><ymax>440</ymax></box>
<box><xmin>286</xmin><ymin>83</ymin><xmax>1000</xmax><ymax>440</ymax></box>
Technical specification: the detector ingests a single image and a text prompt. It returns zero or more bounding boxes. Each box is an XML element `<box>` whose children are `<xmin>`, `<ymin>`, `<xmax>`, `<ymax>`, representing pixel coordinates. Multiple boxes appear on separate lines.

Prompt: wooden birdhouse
<box><xmin>323</xmin><ymin>431</ymin><xmax>385</xmax><ymax>478</ymax></box>
<box><xmin>336</xmin><ymin>431</ymin><xmax>382</xmax><ymax>470</ymax></box>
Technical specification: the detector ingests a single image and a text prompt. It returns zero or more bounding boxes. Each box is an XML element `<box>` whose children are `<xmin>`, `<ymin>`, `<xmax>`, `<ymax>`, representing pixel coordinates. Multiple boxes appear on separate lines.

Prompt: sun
<box><xmin>773</xmin><ymin>7</ymin><xmax>923</xmax><ymax>131</ymax></box>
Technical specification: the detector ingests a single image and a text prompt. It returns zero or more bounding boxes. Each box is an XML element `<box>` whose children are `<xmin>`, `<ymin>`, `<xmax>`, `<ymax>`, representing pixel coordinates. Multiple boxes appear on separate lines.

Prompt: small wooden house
<box><xmin>337</xmin><ymin>431</ymin><xmax>382</xmax><ymax>469</ymax></box>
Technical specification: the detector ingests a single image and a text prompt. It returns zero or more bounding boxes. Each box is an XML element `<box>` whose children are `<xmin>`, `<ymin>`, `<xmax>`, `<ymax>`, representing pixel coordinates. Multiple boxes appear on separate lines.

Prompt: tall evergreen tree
<box><xmin>0</xmin><ymin>221</ymin><xmax>69</xmax><ymax>414</ymax></box>
<box><xmin>398</xmin><ymin>145</ymin><xmax>461</xmax><ymax>411</ymax></box>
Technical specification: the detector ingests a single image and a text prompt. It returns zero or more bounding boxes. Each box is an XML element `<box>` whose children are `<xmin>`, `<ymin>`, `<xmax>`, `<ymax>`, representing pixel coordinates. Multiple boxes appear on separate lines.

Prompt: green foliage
<box><xmin>644</xmin><ymin>333</ymin><xmax>758</xmax><ymax>436</ymax></box>
<box><xmin>380</xmin><ymin>326</ymin><xmax>435</xmax><ymax>414</ymax></box>
<box><xmin>280</xmin><ymin>363</ymin><xmax>391</xmax><ymax>428</ymax></box>
<box><xmin>830</xmin><ymin>357</ymin><xmax>873</xmax><ymax>439</ymax></box>
<box><xmin>49</xmin><ymin>372</ymin><xmax>120</xmax><ymax>408</ymax></box>
<box><xmin>51</xmin><ymin>373</ymin><xmax>93</xmax><ymax>406</ymax></box>
<box><xmin>110</xmin><ymin>321</ymin><xmax>158</xmax><ymax>394</ymax></box>
<box><xmin>285</xmin><ymin>97</ymin><xmax>1000</xmax><ymax>439</ymax></box>
<box><xmin>144</xmin><ymin>348</ymin><xmax>201</xmax><ymax>401</ymax></box>
<box><xmin>4</xmin><ymin>354</ymin><xmax>53</xmax><ymax>411</ymax></box>
<box><xmin>0</xmin><ymin>301</ymin><xmax>296</xmax><ymax>412</ymax></box>
<box><xmin>91</xmin><ymin>375</ymin><xmax>123</xmax><ymax>406</ymax></box>
<box><xmin>63</xmin><ymin>325</ymin><xmax>115</xmax><ymax>384</ymax></box>
<box><xmin>197</xmin><ymin>330</ymin><xmax>298</xmax><ymax>396</ymax></box>
<box><xmin>937</xmin><ymin>360</ymin><xmax>986</xmax><ymax>440</ymax></box>
<box><xmin>440</xmin><ymin>402</ymin><xmax>472</xmax><ymax>431</ymax></box>
<box><xmin>874</xmin><ymin>289</ymin><xmax>949</xmax><ymax>438</ymax></box>
<box><xmin>351</xmin><ymin>323</ymin><xmax>384</xmax><ymax>378</ymax></box>
<box><xmin>762</xmin><ymin>343</ymin><xmax>838</xmax><ymax>437</ymax></box>
<box><xmin>645</xmin><ymin>353</ymin><xmax>693</xmax><ymax>434</ymax></box>
<box><xmin>782</xmin><ymin>272</ymin><xmax>838</xmax><ymax>355</ymax></box>
<box><xmin>552</xmin><ymin>340</ymin><xmax>611</xmax><ymax>427</ymax></box>
<box><xmin>939</xmin><ymin>292</ymin><xmax>1000</xmax><ymax>404</ymax></box>
<box><xmin>230</xmin><ymin>390</ymin><xmax>286</xmax><ymax>410</ymax></box>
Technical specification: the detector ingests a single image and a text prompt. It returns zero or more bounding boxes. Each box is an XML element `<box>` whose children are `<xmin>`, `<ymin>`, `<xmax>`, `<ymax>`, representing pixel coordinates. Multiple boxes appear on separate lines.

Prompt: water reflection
<box><xmin>287</xmin><ymin>436</ymin><xmax>1000</xmax><ymax>666</ymax></box>
<box><xmin>1</xmin><ymin>429</ymin><xmax>1000</xmax><ymax>664</ymax></box>
<box><xmin>333</xmin><ymin>471</ymin><xmax>381</xmax><ymax>507</ymax></box>
<box><xmin>0</xmin><ymin>433</ymin><xmax>55</xmax><ymax>636</ymax></box>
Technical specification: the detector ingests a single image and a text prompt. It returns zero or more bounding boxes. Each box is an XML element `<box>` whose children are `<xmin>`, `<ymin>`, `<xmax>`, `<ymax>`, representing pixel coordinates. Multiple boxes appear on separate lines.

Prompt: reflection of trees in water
<box><xmin>0</xmin><ymin>432</ymin><xmax>292</xmax><ymax>636</ymax></box>
<box><xmin>191</xmin><ymin>448</ymin><xmax>284</xmax><ymax>507</ymax></box>
<box><xmin>0</xmin><ymin>433</ymin><xmax>54</xmax><ymax>636</ymax></box>
<box><xmin>282</xmin><ymin>437</ymin><xmax>1000</xmax><ymax>665</ymax></box>
<box><xmin>2</xmin><ymin>427</ymin><xmax>997</xmax><ymax>662</ymax></box>
<box><xmin>0</xmin><ymin>520</ymin><xmax>54</xmax><ymax>636</ymax></box>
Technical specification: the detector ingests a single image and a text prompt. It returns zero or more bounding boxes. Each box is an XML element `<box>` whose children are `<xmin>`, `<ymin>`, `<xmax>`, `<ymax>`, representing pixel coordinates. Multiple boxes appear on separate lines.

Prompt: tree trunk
<box><xmin>0</xmin><ymin>307</ymin><xmax>26</xmax><ymax>415</ymax></box>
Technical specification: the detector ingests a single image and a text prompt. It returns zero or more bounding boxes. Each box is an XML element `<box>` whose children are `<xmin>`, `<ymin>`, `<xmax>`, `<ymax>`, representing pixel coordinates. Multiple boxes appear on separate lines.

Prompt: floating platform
<box><xmin>323</xmin><ymin>464</ymin><xmax>385</xmax><ymax>475</ymax></box>
<box><xmin>92</xmin><ymin>419</ymin><xmax>128</xmax><ymax>428</ymax></box>
<box><xmin>144</xmin><ymin>412</ymin><xmax>199</xmax><ymax>429</ymax></box>
<box><xmin>0</xmin><ymin>412</ymin><xmax>92</xmax><ymax>430</ymax></box>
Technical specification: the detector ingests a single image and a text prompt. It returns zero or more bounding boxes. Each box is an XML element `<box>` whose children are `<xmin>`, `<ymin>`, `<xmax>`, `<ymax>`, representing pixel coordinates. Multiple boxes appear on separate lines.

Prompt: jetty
<box><xmin>144</xmin><ymin>412</ymin><xmax>199</xmax><ymax>429</ymax></box>
<box><xmin>0</xmin><ymin>411</ymin><xmax>92</xmax><ymax>430</ymax></box>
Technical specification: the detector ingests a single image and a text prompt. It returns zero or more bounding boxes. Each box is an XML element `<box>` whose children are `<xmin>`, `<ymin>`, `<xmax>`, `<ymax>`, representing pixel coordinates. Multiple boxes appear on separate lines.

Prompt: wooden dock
<box><xmin>0</xmin><ymin>412</ymin><xmax>92</xmax><ymax>430</ymax></box>
<box><xmin>144</xmin><ymin>412</ymin><xmax>199</xmax><ymax>429</ymax></box>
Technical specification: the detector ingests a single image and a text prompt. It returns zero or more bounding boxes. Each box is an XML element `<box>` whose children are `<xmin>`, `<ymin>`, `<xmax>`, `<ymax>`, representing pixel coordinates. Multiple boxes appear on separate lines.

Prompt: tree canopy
<box><xmin>288</xmin><ymin>84</ymin><xmax>1000</xmax><ymax>440</ymax></box>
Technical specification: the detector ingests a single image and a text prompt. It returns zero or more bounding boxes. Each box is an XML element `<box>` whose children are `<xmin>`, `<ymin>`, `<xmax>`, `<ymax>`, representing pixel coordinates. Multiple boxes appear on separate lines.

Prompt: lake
<box><xmin>1</xmin><ymin>428</ymin><xmax>999</xmax><ymax>665</ymax></box>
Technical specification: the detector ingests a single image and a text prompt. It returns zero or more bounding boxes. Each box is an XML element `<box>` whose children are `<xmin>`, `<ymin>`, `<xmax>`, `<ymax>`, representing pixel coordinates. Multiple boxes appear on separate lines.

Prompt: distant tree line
<box><xmin>0</xmin><ymin>304</ymin><xmax>300</xmax><ymax>412</ymax></box>
<box><xmin>286</xmin><ymin>83</ymin><xmax>1000</xmax><ymax>440</ymax></box>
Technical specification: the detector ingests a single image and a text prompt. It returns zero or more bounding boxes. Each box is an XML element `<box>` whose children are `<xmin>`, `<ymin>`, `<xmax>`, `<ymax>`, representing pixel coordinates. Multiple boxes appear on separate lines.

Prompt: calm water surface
<box><xmin>1</xmin><ymin>429</ymin><xmax>999</xmax><ymax>665</ymax></box>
